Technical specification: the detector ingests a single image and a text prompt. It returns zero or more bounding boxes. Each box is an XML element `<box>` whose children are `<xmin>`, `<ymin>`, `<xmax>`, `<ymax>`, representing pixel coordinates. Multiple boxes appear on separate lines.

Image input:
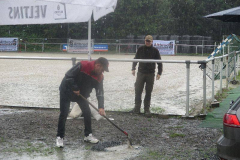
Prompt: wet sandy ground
<box><xmin>0</xmin><ymin>52</ymin><xmax>225</xmax><ymax>159</ymax></box>
<box><xmin>0</xmin><ymin>107</ymin><xmax>221</xmax><ymax>160</ymax></box>
<box><xmin>0</xmin><ymin>52</ymin><xmax>224</xmax><ymax>116</ymax></box>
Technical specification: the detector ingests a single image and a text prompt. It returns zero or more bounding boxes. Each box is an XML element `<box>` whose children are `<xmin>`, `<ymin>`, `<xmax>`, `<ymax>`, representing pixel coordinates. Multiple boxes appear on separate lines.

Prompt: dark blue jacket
<box><xmin>132</xmin><ymin>45</ymin><xmax>163</xmax><ymax>75</ymax></box>
<box><xmin>59</xmin><ymin>61</ymin><xmax>104</xmax><ymax>109</ymax></box>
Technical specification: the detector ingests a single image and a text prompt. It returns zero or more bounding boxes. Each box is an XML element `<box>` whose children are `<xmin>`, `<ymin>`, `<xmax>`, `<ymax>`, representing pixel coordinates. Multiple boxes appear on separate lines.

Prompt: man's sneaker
<box><xmin>56</xmin><ymin>137</ymin><xmax>64</xmax><ymax>148</ymax></box>
<box><xmin>129</xmin><ymin>108</ymin><xmax>140</xmax><ymax>114</ymax></box>
<box><xmin>144</xmin><ymin>110</ymin><xmax>151</xmax><ymax>114</ymax></box>
<box><xmin>84</xmin><ymin>134</ymin><xmax>99</xmax><ymax>144</ymax></box>
<box><xmin>144</xmin><ymin>110</ymin><xmax>151</xmax><ymax>117</ymax></box>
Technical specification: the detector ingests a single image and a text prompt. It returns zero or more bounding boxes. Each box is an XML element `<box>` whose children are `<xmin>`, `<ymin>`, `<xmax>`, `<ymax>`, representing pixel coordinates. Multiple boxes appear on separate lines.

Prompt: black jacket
<box><xmin>132</xmin><ymin>45</ymin><xmax>163</xmax><ymax>75</ymax></box>
<box><xmin>59</xmin><ymin>61</ymin><xmax>104</xmax><ymax>109</ymax></box>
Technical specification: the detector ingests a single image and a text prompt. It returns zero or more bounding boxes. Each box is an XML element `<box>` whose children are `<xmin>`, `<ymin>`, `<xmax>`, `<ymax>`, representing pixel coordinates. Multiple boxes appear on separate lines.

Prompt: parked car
<box><xmin>217</xmin><ymin>96</ymin><xmax>240</xmax><ymax>160</ymax></box>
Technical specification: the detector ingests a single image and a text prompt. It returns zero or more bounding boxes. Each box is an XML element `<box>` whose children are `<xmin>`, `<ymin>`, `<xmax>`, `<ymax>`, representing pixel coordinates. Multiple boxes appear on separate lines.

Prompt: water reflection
<box><xmin>56</xmin><ymin>148</ymin><xmax>65</xmax><ymax>160</ymax></box>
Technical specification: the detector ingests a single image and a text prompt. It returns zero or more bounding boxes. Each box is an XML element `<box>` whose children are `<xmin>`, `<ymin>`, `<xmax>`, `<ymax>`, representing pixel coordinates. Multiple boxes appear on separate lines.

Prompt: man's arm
<box><xmin>132</xmin><ymin>48</ymin><xmax>140</xmax><ymax>76</ymax></box>
<box><xmin>155</xmin><ymin>49</ymin><xmax>163</xmax><ymax>80</ymax></box>
<box><xmin>96</xmin><ymin>81</ymin><xmax>104</xmax><ymax>109</ymax></box>
<box><xmin>132</xmin><ymin>58</ymin><xmax>138</xmax><ymax>75</ymax></box>
<box><xmin>95</xmin><ymin>81</ymin><xmax>106</xmax><ymax>116</ymax></box>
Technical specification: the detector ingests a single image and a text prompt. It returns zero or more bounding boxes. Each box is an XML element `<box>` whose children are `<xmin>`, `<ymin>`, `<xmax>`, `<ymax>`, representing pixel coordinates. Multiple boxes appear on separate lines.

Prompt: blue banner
<box><xmin>94</xmin><ymin>44</ymin><xmax>108</xmax><ymax>52</ymax></box>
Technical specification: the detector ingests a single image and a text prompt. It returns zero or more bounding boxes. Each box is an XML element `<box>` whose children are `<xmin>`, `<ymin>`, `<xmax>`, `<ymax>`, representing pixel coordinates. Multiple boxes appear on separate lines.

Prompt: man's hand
<box><xmin>132</xmin><ymin>70</ymin><xmax>135</xmax><ymax>76</ymax></box>
<box><xmin>156</xmin><ymin>74</ymin><xmax>161</xmax><ymax>80</ymax></box>
<box><xmin>73</xmin><ymin>90</ymin><xmax>80</xmax><ymax>96</ymax></box>
<box><xmin>99</xmin><ymin>108</ymin><xmax>106</xmax><ymax>116</ymax></box>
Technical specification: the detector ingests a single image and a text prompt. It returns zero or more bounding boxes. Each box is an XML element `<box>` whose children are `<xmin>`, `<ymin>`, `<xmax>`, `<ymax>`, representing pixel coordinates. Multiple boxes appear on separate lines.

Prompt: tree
<box><xmin>1</xmin><ymin>0</ymin><xmax>240</xmax><ymax>41</ymax></box>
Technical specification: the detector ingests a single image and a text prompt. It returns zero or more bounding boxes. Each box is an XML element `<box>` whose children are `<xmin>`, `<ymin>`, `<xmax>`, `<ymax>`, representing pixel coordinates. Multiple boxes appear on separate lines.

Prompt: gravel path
<box><xmin>0</xmin><ymin>107</ymin><xmax>221</xmax><ymax>160</ymax></box>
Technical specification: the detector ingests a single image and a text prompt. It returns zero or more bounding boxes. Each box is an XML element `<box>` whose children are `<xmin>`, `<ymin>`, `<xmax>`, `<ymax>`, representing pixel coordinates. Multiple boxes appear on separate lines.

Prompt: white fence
<box><xmin>16</xmin><ymin>42</ymin><xmax>218</xmax><ymax>55</ymax></box>
<box><xmin>0</xmin><ymin>52</ymin><xmax>239</xmax><ymax>117</ymax></box>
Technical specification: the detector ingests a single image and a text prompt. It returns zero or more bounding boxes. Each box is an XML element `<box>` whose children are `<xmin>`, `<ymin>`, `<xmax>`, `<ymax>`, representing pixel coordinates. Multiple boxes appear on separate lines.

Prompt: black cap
<box><xmin>96</xmin><ymin>57</ymin><xmax>109</xmax><ymax>72</ymax></box>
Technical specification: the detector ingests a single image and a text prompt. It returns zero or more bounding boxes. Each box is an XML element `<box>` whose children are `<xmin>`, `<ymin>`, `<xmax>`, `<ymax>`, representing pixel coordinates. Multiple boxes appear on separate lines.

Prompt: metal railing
<box><xmin>0</xmin><ymin>52</ymin><xmax>239</xmax><ymax>117</ymax></box>
<box><xmin>16</xmin><ymin>42</ymin><xmax>221</xmax><ymax>55</ymax></box>
<box><xmin>206</xmin><ymin>51</ymin><xmax>240</xmax><ymax>102</ymax></box>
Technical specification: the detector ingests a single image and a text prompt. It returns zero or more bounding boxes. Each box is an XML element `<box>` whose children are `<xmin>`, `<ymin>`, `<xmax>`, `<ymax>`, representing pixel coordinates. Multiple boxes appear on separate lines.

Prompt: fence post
<box><xmin>42</xmin><ymin>43</ymin><xmax>44</xmax><ymax>52</ymax></box>
<box><xmin>237</xmin><ymin>53</ymin><xmax>239</xmax><ymax>76</ymax></box>
<box><xmin>186</xmin><ymin>61</ymin><xmax>190</xmax><ymax>117</ymax></box>
<box><xmin>176</xmin><ymin>45</ymin><xmax>178</xmax><ymax>55</ymax></box>
<box><xmin>234</xmin><ymin>51</ymin><xmax>237</xmax><ymax>80</ymax></box>
<box><xmin>201</xmin><ymin>62</ymin><xmax>207</xmax><ymax>115</ymax></box>
<box><xmin>228</xmin><ymin>45</ymin><xmax>230</xmax><ymax>56</ymax></box>
<box><xmin>220</xmin><ymin>57</ymin><xmax>223</xmax><ymax>94</ymax></box>
<box><xmin>223</xmin><ymin>45</ymin><xmax>224</xmax><ymax>56</ymax></box>
<box><xmin>226</xmin><ymin>55</ymin><xmax>229</xmax><ymax>89</ymax></box>
<box><xmin>72</xmin><ymin>57</ymin><xmax>76</xmax><ymax>66</ymax></box>
<box><xmin>211</xmin><ymin>59</ymin><xmax>215</xmax><ymax>102</ymax></box>
<box><xmin>88</xmin><ymin>19</ymin><xmax>91</xmax><ymax>60</ymax></box>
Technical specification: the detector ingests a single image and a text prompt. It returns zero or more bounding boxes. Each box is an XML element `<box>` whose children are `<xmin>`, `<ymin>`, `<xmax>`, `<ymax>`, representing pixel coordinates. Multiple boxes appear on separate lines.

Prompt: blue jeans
<box><xmin>57</xmin><ymin>91</ymin><xmax>92</xmax><ymax>138</ymax></box>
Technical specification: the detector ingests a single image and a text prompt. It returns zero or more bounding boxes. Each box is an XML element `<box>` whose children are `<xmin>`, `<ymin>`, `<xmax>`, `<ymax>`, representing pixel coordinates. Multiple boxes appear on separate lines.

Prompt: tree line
<box><xmin>1</xmin><ymin>0</ymin><xmax>240</xmax><ymax>41</ymax></box>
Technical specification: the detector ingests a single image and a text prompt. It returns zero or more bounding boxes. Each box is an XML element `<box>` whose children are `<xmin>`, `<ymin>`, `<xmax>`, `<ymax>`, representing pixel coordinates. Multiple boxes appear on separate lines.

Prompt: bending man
<box><xmin>56</xmin><ymin>57</ymin><xmax>109</xmax><ymax>147</ymax></box>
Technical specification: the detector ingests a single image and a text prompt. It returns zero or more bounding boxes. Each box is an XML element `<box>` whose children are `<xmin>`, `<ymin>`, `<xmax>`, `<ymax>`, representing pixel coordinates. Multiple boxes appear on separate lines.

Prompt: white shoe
<box><xmin>84</xmin><ymin>134</ymin><xmax>99</xmax><ymax>144</ymax></box>
<box><xmin>56</xmin><ymin>137</ymin><xmax>64</xmax><ymax>148</ymax></box>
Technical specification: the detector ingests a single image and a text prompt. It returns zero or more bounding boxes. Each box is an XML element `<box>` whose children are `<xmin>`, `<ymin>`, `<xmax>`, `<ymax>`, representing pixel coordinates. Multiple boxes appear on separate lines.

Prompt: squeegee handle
<box><xmin>79</xmin><ymin>94</ymin><xmax>128</xmax><ymax>136</ymax></box>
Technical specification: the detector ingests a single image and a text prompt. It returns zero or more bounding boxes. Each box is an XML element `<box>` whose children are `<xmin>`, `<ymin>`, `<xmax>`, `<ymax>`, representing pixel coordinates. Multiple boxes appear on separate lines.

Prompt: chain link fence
<box><xmin>17</xmin><ymin>36</ymin><xmax>219</xmax><ymax>55</ymax></box>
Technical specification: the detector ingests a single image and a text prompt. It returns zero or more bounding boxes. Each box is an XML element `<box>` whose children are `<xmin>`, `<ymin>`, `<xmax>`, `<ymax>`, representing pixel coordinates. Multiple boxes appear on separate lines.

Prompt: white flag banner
<box><xmin>153</xmin><ymin>40</ymin><xmax>175</xmax><ymax>55</ymax></box>
<box><xmin>0</xmin><ymin>0</ymin><xmax>117</xmax><ymax>25</ymax></box>
<box><xmin>39</xmin><ymin>0</ymin><xmax>117</xmax><ymax>21</ymax></box>
<box><xmin>37</xmin><ymin>0</ymin><xmax>116</xmax><ymax>8</ymax></box>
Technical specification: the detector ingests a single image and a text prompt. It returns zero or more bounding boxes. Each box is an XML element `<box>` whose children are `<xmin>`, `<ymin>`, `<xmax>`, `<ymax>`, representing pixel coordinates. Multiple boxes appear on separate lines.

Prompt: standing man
<box><xmin>131</xmin><ymin>35</ymin><xmax>163</xmax><ymax>115</ymax></box>
<box><xmin>56</xmin><ymin>57</ymin><xmax>109</xmax><ymax>148</ymax></box>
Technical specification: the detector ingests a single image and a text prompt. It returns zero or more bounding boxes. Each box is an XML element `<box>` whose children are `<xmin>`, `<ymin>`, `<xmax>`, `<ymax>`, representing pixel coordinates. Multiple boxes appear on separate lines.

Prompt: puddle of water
<box><xmin>1</xmin><ymin>145</ymin><xmax>142</xmax><ymax>160</ymax></box>
<box><xmin>90</xmin><ymin>145</ymin><xmax>142</xmax><ymax>160</ymax></box>
<box><xmin>0</xmin><ymin>108</ymin><xmax>33</xmax><ymax>116</ymax></box>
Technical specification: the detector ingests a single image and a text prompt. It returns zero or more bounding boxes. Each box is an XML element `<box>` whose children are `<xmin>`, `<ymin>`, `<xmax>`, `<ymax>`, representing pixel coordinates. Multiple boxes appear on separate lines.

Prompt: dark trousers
<box><xmin>135</xmin><ymin>72</ymin><xmax>155</xmax><ymax>110</ymax></box>
<box><xmin>57</xmin><ymin>92</ymin><xmax>92</xmax><ymax>138</ymax></box>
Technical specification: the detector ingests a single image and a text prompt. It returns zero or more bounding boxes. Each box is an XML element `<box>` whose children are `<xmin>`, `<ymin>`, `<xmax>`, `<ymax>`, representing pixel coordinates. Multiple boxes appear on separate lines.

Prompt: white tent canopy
<box><xmin>37</xmin><ymin>0</ymin><xmax>117</xmax><ymax>22</ymax></box>
<box><xmin>0</xmin><ymin>0</ymin><xmax>117</xmax><ymax>59</ymax></box>
<box><xmin>0</xmin><ymin>0</ymin><xmax>117</xmax><ymax>25</ymax></box>
<box><xmin>38</xmin><ymin>0</ymin><xmax>116</xmax><ymax>7</ymax></box>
